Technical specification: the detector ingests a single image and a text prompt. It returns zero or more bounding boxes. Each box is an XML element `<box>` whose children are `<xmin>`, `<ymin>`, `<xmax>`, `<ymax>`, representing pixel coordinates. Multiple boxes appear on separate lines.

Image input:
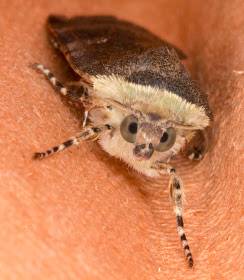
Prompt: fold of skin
<box><xmin>0</xmin><ymin>0</ymin><xmax>243</xmax><ymax>279</ymax></box>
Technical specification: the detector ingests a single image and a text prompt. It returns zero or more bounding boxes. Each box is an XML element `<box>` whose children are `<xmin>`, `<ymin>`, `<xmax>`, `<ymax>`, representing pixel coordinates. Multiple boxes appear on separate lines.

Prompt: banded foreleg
<box><xmin>30</xmin><ymin>63</ymin><xmax>84</xmax><ymax>101</ymax></box>
<box><xmin>33</xmin><ymin>124</ymin><xmax>111</xmax><ymax>160</ymax></box>
<box><xmin>153</xmin><ymin>162</ymin><xmax>194</xmax><ymax>267</ymax></box>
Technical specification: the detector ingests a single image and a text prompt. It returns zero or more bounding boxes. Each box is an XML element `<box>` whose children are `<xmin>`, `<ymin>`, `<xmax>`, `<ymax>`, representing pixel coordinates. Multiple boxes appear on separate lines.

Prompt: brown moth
<box><xmin>32</xmin><ymin>15</ymin><xmax>213</xmax><ymax>268</ymax></box>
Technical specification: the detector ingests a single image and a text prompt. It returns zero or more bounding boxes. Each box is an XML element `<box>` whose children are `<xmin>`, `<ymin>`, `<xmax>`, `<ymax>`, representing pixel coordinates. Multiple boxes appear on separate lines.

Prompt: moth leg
<box><xmin>33</xmin><ymin>124</ymin><xmax>111</xmax><ymax>160</ymax></box>
<box><xmin>152</xmin><ymin>162</ymin><xmax>194</xmax><ymax>267</ymax></box>
<box><xmin>30</xmin><ymin>63</ymin><xmax>82</xmax><ymax>101</ymax></box>
<box><xmin>185</xmin><ymin>129</ymin><xmax>208</xmax><ymax>160</ymax></box>
<box><xmin>83</xmin><ymin>110</ymin><xmax>89</xmax><ymax>128</ymax></box>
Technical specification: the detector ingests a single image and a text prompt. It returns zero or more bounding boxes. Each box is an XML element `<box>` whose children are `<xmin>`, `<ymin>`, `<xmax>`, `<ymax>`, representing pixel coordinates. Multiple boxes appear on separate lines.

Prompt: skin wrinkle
<box><xmin>0</xmin><ymin>0</ymin><xmax>243</xmax><ymax>280</ymax></box>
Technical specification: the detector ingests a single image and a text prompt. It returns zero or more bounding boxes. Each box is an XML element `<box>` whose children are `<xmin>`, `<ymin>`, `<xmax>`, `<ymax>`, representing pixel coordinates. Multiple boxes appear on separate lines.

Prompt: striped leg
<box><xmin>33</xmin><ymin>124</ymin><xmax>111</xmax><ymax>160</ymax></box>
<box><xmin>169</xmin><ymin>169</ymin><xmax>193</xmax><ymax>267</ymax></box>
<box><xmin>30</xmin><ymin>63</ymin><xmax>81</xmax><ymax>100</ymax></box>
<box><xmin>153</xmin><ymin>163</ymin><xmax>194</xmax><ymax>267</ymax></box>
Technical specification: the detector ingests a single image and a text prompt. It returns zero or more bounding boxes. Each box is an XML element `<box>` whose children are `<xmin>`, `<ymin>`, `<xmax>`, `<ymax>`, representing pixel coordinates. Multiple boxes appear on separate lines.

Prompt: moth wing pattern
<box><xmin>47</xmin><ymin>15</ymin><xmax>186</xmax><ymax>76</ymax></box>
<box><xmin>47</xmin><ymin>15</ymin><xmax>212</xmax><ymax>121</ymax></box>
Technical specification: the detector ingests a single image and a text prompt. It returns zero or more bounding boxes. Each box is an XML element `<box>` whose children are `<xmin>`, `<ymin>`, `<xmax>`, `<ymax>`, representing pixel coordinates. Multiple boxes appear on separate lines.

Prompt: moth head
<box><xmin>120</xmin><ymin>112</ymin><xmax>178</xmax><ymax>161</ymax></box>
<box><xmin>90</xmin><ymin>103</ymin><xmax>196</xmax><ymax>171</ymax></box>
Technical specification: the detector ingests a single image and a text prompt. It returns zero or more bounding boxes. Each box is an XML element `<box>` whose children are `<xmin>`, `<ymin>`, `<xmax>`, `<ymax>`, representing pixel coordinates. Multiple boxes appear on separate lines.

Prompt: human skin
<box><xmin>0</xmin><ymin>0</ymin><xmax>243</xmax><ymax>279</ymax></box>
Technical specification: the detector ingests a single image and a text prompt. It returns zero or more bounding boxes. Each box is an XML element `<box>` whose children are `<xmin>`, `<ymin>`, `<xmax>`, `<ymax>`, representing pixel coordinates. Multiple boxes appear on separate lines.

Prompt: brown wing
<box><xmin>47</xmin><ymin>15</ymin><xmax>212</xmax><ymax>120</ymax></box>
<box><xmin>47</xmin><ymin>15</ymin><xmax>186</xmax><ymax>76</ymax></box>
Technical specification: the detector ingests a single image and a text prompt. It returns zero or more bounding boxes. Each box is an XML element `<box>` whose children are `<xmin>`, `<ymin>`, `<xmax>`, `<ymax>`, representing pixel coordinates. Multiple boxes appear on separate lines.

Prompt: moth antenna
<box><xmin>153</xmin><ymin>163</ymin><xmax>194</xmax><ymax>267</ymax></box>
<box><xmin>33</xmin><ymin>124</ymin><xmax>111</xmax><ymax>160</ymax></box>
<box><xmin>106</xmin><ymin>98</ymin><xmax>134</xmax><ymax>113</ymax></box>
<box><xmin>67</xmin><ymin>80</ymin><xmax>93</xmax><ymax>91</ymax></box>
<box><xmin>174</xmin><ymin>124</ymin><xmax>200</xmax><ymax>130</ymax></box>
<box><xmin>30</xmin><ymin>63</ymin><xmax>81</xmax><ymax>100</ymax></box>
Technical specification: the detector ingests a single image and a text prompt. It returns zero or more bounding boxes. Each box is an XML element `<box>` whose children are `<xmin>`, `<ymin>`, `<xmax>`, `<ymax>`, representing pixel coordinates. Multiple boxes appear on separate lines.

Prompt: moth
<box><xmin>32</xmin><ymin>15</ymin><xmax>213</xmax><ymax>268</ymax></box>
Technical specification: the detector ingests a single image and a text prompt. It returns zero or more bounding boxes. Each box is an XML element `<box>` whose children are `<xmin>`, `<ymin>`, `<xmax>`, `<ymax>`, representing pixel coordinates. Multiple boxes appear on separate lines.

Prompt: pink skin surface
<box><xmin>0</xmin><ymin>0</ymin><xmax>243</xmax><ymax>279</ymax></box>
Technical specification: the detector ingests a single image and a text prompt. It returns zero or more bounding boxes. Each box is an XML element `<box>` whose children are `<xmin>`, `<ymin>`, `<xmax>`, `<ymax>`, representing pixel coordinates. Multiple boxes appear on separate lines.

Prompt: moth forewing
<box><xmin>32</xmin><ymin>15</ymin><xmax>213</xmax><ymax>268</ymax></box>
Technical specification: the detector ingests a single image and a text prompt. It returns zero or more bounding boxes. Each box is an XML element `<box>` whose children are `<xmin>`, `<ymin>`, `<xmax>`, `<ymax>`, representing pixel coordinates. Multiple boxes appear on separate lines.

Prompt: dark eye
<box><xmin>128</xmin><ymin>122</ymin><xmax>138</xmax><ymax>134</ymax></box>
<box><xmin>120</xmin><ymin>115</ymin><xmax>138</xmax><ymax>143</ymax></box>
<box><xmin>160</xmin><ymin>132</ymin><xmax>168</xmax><ymax>142</ymax></box>
<box><xmin>155</xmin><ymin>127</ymin><xmax>176</xmax><ymax>152</ymax></box>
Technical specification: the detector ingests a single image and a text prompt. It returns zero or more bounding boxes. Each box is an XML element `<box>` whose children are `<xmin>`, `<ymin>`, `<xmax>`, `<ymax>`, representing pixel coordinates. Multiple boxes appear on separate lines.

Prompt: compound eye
<box><xmin>155</xmin><ymin>127</ymin><xmax>176</xmax><ymax>152</ymax></box>
<box><xmin>120</xmin><ymin>115</ymin><xmax>138</xmax><ymax>143</ymax></box>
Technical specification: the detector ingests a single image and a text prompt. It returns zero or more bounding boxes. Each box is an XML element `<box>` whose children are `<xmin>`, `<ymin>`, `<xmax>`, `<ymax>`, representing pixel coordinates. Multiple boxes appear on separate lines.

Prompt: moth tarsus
<box><xmin>31</xmin><ymin>63</ymin><xmax>81</xmax><ymax>100</ymax></box>
<box><xmin>32</xmin><ymin>15</ymin><xmax>213</xmax><ymax>268</ymax></box>
<box><xmin>153</xmin><ymin>162</ymin><xmax>194</xmax><ymax>267</ymax></box>
<box><xmin>33</xmin><ymin>124</ymin><xmax>111</xmax><ymax>160</ymax></box>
